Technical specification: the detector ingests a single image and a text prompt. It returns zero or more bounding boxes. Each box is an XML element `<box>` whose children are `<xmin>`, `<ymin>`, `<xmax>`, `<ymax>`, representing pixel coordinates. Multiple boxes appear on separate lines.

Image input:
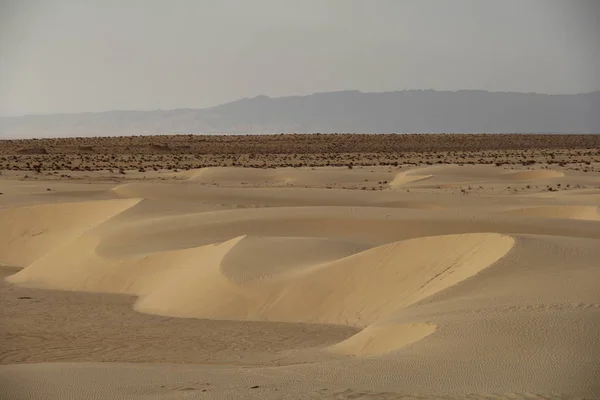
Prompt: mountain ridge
<box><xmin>2</xmin><ymin>89</ymin><xmax>599</xmax><ymax>138</ymax></box>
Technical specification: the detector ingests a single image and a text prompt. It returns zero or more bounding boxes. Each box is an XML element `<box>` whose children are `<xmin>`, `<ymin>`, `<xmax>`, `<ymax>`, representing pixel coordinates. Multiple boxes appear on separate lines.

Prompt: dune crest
<box><xmin>219</xmin><ymin>236</ymin><xmax>370</xmax><ymax>283</ymax></box>
<box><xmin>328</xmin><ymin>323</ymin><xmax>436</xmax><ymax>356</ymax></box>
<box><xmin>136</xmin><ymin>233</ymin><xmax>515</xmax><ymax>327</ymax></box>
<box><xmin>5</xmin><ymin>234</ymin><xmax>241</xmax><ymax>295</ymax></box>
<box><xmin>389</xmin><ymin>171</ymin><xmax>432</xmax><ymax>187</ymax></box>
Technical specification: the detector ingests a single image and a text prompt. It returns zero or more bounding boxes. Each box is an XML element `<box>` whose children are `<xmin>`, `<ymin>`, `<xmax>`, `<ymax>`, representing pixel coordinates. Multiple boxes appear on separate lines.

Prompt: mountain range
<box><xmin>1</xmin><ymin>90</ymin><xmax>599</xmax><ymax>138</ymax></box>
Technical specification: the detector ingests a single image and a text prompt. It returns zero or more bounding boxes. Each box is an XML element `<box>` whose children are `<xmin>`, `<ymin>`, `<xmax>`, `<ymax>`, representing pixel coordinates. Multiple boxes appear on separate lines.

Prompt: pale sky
<box><xmin>0</xmin><ymin>0</ymin><xmax>598</xmax><ymax>117</ymax></box>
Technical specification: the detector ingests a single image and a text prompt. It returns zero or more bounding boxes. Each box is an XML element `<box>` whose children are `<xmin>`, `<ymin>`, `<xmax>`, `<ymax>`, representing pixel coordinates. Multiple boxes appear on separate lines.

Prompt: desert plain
<box><xmin>1</xmin><ymin>133</ymin><xmax>600</xmax><ymax>399</ymax></box>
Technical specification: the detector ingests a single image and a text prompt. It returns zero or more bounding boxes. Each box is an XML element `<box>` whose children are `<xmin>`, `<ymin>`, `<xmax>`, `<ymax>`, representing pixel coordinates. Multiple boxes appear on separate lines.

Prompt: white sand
<box><xmin>1</xmin><ymin>164</ymin><xmax>600</xmax><ymax>399</ymax></box>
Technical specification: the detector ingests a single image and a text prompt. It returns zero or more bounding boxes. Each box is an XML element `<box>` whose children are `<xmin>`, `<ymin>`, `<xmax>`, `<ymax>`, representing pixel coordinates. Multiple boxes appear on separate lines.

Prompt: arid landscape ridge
<box><xmin>1</xmin><ymin>89</ymin><xmax>599</xmax><ymax>138</ymax></box>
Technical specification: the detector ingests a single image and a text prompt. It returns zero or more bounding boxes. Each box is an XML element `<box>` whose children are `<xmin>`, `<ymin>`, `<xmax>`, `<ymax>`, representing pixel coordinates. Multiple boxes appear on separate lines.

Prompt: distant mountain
<box><xmin>1</xmin><ymin>90</ymin><xmax>599</xmax><ymax>138</ymax></box>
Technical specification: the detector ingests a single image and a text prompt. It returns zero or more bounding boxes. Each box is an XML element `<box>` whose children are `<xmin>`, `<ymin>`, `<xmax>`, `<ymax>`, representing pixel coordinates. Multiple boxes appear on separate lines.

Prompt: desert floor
<box><xmin>1</xmin><ymin>143</ymin><xmax>600</xmax><ymax>399</ymax></box>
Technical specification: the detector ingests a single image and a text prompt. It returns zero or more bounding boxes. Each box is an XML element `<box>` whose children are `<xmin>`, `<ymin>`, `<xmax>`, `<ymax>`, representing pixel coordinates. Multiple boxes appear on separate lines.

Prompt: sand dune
<box><xmin>328</xmin><ymin>323</ymin><xmax>437</xmax><ymax>356</ymax></box>
<box><xmin>501</xmin><ymin>205</ymin><xmax>600</xmax><ymax>221</ymax></box>
<box><xmin>389</xmin><ymin>171</ymin><xmax>433</xmax><ymax>186</ymax></box>
<box><xmin>134</xmin><ymin>233</ymin><xmax>514</xmax><ymax>326</ymax></box>
<box><xmin>502</xmin><ymin>169</ymin><xmax>565</xmax><ymax>181</ymax></box>
<box><xmin>183</xmin><ymin>166</ymin><xmax>295</xmax><ymax>185</ymax></box>
<box><xmin>183</xmin><ymin>166</ymin><xmax>399</xmax><ymax>190</ymax></box>
<box><xmin>112</xmin><ymin>182</ymin><xmax>448</xmax><ymax>209</ymax></box>
<box><xmin>0</xmin><ymin>198</ymin><xmax>140</xmax><ymax>267</ymax></box>
<box><xmin>220</xmin><ymin>236</ymin><xmax>371</xmax><ymax>283</ymax></box>
<box><xmin>2</xmin><ymin>164</ymin><xmax>600</xmax><ymax>399</ymax></box>
<box><xmin>389</xmin><ymin>165</ymin><xmax>567</xmax><ymax>187</ymax></box>
<box><xmin>6</xmin><ymin>228</ymin><xmax>514</xmax><ymax>328</ymax></box>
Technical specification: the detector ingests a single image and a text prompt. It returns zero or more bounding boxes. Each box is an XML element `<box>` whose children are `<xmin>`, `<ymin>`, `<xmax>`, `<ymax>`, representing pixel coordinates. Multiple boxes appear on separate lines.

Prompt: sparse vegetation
<box><xmin>0</xmin><ymin>134</ymin><xmax>598</xmax><ymax>176</ymax></box>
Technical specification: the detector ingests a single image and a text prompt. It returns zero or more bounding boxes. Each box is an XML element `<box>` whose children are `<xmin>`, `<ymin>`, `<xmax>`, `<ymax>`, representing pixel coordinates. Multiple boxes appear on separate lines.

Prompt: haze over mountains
<box><xmin>1</xmin><ymin>89</ymin><xmax>599</xmax><ymax>138</ymax></box>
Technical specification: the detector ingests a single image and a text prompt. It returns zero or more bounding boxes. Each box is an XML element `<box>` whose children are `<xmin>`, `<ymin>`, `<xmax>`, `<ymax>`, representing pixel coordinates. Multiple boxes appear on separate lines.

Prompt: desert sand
<box><xmin>1</xmin><ymin>137</ymin><xmax>600</xmax><ymax>399</ymax></box>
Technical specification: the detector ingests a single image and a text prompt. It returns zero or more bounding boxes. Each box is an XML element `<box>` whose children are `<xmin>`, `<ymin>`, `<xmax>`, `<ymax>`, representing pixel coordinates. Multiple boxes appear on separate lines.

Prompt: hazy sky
<box><xmin>1</xmin><ymin>0</ymin><xmax>598</xmax><ymax>117</ymax></box>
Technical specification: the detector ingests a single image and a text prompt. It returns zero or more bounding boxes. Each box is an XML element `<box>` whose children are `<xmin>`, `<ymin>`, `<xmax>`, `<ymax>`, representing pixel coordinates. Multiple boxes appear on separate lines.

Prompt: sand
<box><xmin>1</xmin><ymin>163</ymin><xmax>600</xmax><ymax>399</ymax></box>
